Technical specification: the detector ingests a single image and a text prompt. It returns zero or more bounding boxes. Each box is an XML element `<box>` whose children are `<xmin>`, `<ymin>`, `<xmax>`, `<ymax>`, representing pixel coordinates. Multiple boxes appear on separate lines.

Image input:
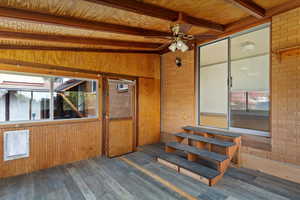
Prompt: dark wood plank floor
<box><xmin>0</xmin><ymin>144</ymin><xmax>299</xmax><ymax>200</ymax></box>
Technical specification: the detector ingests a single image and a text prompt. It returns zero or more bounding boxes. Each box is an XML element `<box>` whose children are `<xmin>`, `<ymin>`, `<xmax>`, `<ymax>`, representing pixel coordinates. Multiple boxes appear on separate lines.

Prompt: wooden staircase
<box><xmin>157</xmin><ymin>126</ymin><xmax>242</xmax><ymax>186</ymax></box>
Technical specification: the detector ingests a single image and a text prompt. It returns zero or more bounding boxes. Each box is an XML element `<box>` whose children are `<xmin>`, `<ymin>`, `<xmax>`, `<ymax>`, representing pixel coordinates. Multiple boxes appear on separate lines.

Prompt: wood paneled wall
<box><xmin>108</xmin><ymin>119</ymin><xmax>134</xmax><ymax>157</ymax></box>
<box><xmin>160</xmin><ymin>50</ymin><xmax>195</xmax><ymax>142</ymax></box>
<box><xmin>138</xmin><ymin>77</ymin><xmax>161</xmax><ymax>146</ymax></box>
<box><xmin>0</xmin><ymin>120</ymin><xmax>101</xmax><ymax>178</ymax></box>
<box><xmin>0</xmin><ymin>50</ymin><xmax>160</xmax><ymax>78</ymax></box>
<box><xmin>0</xmin><ymin>50</ymin><xmax>161</xmax><ymax>178</ymax></box>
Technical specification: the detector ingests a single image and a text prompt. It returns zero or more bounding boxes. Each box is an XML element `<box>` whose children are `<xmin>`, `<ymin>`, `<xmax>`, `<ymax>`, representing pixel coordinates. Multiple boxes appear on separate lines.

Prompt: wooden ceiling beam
<box><xmin>0</xmin><ymin>31</ymin><xmax>162</xmax><ymax>49</ymax></box>
<box><xmin>84</xmin><ymin>0</ymin><xmax>225</xmax><ymax>32</ymax></box>
<box><xmin>180</xmin><ymin>14</ymin><xmax>225</xmax><ymax>32</ymax></box>
<box><xmin>194</xmin><ymin>0</ymin><xmax>300</xmax><ymax>46</ymax></box>
<box><xmin>85</xmin><ymin>0</ymin><xmax>178</xmax><ymax>21</ymax></box>
<box><xmin>225</xmin><ymin>0</ymin><xmax>300</xmax><ymax>32</ymax></box>
<box><xmin>0</xmin><ymin>45</ymin><xmax>160</xmax><ymax>54</ymax></box>
<box><xmin>225</xmin><ymin>0</ymin><xmax>265</xmax><ymax>18</ymax></box>
<box><xmin>265</xmin><ymin>1</ymin><xmax>300</xmax><ymax>17</ymax></box>
<box><xmin>0</xmin><ymin>6</ymin><xmax>170</xmax><ymax>37</ymax></box>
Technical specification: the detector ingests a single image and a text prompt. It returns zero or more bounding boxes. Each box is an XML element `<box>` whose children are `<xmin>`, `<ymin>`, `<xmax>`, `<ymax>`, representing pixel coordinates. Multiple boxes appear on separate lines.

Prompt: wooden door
<box><xmin>104</xmin><ymin>78</ymin><xmax>136</xmax><ymax>157</ymax></box>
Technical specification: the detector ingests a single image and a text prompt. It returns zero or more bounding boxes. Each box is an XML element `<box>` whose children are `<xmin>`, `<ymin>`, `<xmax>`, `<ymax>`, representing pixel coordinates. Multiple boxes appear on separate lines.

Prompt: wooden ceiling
<box><xmin>0</xmin><ymin>0</ymin><xmax>296</xmax><ymax>54</ymax></box>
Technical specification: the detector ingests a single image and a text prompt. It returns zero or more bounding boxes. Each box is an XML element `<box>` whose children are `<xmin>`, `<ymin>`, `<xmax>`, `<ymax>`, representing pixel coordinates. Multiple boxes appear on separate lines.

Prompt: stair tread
<box><xmin>175</xmin><ymin>132</ymin><xmax>235</xmax><ymax>147</ymax></box>
<box><xmin>182</xmin><ymin>126</ymin><xmax>241</xmax><ymax>138</ymax></box>
<box><xmin>166</xmin><ymin>142</ymin><xmax>228</xmax><ymax>162</ymax></box>
<box><xmin>158</xmin><ymin>152</ymin><xmax>220</xmax><ymax>179</ymax></box>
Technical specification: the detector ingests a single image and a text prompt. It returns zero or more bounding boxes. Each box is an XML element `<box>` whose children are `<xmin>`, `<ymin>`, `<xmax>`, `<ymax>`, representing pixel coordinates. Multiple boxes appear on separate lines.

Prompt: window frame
<box><xmin>196</xmin><ymin>23</ymin><xmax>271</xmax><ymax>137</ymax></box>
<box><xmin>0</xmin><ymin>70</ymin><xmax>99</xmax><ymax>125</ymax></box>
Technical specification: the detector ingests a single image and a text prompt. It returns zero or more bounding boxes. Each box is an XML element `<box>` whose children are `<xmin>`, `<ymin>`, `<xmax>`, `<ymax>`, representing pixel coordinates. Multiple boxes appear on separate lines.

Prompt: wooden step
<box><xmin>157</xmin><ymin>152</ymin><xmax>220</xmax><ymax>186</ymax></box>
<box><xmin>174</xmin><ymin>132</ymin><xmax>235</xmax><ymax>147</ymax></box>
<box><xmin>166</xmin><ymin>142</ymin><xmax>228</xmax><ymax>162</ymax></box>
<box><xmin>182</xmin><ymin>126</ymin><xmax>241</xmax><ymax>138</ymax></box>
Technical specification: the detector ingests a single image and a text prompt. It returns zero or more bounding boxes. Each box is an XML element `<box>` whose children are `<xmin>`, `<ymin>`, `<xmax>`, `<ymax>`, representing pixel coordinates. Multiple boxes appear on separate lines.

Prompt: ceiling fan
<box><xmin>147</xmin><ymin>23</ymin><xmax>218</xmax><ymax>52</ymax></box>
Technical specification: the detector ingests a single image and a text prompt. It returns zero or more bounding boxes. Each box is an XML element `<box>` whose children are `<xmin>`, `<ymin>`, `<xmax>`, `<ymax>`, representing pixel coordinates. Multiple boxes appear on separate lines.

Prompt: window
<box><xmin>0</xmin><ymin>73</ymin><xmax>51</xmax><ymax>122</ymax></box>
<box><xmin>199</xmin><ymin>39</ymin><xmax>228</xmax><ymax>129</ymax></box>
<box><xmin>198</xmin><ymin>24</ymin><xmax>270</xmax><ymax>135</ymax></box>
<box><xmin>0</xmin><ymin>72</ymin><xmax>98</xmax><ymax>123</ymax></box>
<box><xmin>230</xmin><ymin>27</ymin><xmax>270</xmax><ymax>132</ymax></box>
<box><xmin>53</xmin><ymin>77</ymin><xmax>97</xmax><ymax>119</ymax></box>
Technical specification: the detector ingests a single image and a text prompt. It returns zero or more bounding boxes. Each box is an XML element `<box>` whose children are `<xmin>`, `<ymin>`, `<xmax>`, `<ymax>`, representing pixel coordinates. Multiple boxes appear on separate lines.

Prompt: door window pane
<box><xmin>53</xmin><ymin>78</ymin><xmax>97</xmax><ymax>119</ymax></box>
<box><xmin>199</xmin><ymin>39</ymin><xmax>228</xmax><ymax>128</ymax></box>
<box><xmin>108</xmin><ymin>80</ymin><xmax>134</xmax><ymax>119</ymax></box>
<box><xmin>230</xmin><ymin>27</ymin><xmax>270</xmax><ymax>131</ymax></box>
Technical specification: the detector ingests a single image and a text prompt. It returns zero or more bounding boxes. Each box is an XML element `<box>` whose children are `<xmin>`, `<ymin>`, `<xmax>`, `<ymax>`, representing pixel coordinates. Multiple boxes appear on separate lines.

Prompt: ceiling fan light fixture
<box><xmin>168</xmin><ymin>42</ymin><xmax>177</xmax><ymax>52</ymax></box>
<box><xmin>169</xmin><ymin>40</ymin><xmax>189</xmax><ymax>52</ymax></box>
<box><xmin>176</xmin><ymin>40</ymin><xmax>184</xmax><ymax>48</ymax></box>
<box><xmin>179</xmin><ymin>41</ymin><xmax>189</xmax><ymax>52</ymax></box>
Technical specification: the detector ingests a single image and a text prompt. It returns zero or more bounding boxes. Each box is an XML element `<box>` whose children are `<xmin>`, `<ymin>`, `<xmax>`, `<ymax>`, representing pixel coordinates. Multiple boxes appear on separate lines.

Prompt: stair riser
<box><xmin>179</xmin><ymin>168</ymin><xmax>210</xmax><ymax>185</ymax></box>
<box><xmin>190</xmin><ymin>131</ymin><xmax>235</xmax><ymax>142</ymax></box>
<box><xmin>166</xmin><ymin>146</ymin><xmax>176</xmax><ymax>153</ymax></box>
<box><xmin>210</xmin><ymin>173</ymin><xmax>225</xmax><ymax>186</ymax></box>
<box><xmin>157</xmin><ymin>158</ymin><xmax>179</xmax><ymax>171</ymax></box>
<box><xmin>175</xmin><ymin>133</ymin><xmax>235</xmax><ymax>148</ymax></box>
<box><xmin>187</xmin><ymin>153</ymin><xmax>197</xmax><ymax>162</ymax></box>
<box><xmin>157</xmin><ymin>157</ymin><xmax>226</xmax><ymax>187</ymax></box>
<box><xmin>157</xmin><ymin>157</ymin><xmax>211</xmax><ymax>186</ymax></box>
<box><xmin>217</xmin><ymin>159</ymin><xmax>230</xmax><ymax>173</ymax></box>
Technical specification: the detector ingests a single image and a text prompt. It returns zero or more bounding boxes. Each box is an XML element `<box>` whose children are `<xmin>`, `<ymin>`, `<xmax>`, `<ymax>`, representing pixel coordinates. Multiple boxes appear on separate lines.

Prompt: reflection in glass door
<box><xmin>199</xmin><ymin>39</ymin><xmax>228</xmax><ymax>128</ymax></box>
<box><xmin>230</xmin><ymin>26</ymin><xmax>270</xmax><ymax>132</ymax></box>
<box><xmin>198</xmin><ymin>24</ymin><xmax>270</xmax><ymax>135</ymax></box>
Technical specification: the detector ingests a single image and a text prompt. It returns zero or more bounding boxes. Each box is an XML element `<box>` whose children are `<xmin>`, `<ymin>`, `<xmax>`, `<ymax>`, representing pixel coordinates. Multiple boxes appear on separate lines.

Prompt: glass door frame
<box><xmin>197</xmin><ymin>23</ymin><xmax>270</xmax><ymax>137</ymax></box>
<box><xmin>197</xmin><ymin>37</ymin><xmax>230</xmax><ymax>130</ymax></box>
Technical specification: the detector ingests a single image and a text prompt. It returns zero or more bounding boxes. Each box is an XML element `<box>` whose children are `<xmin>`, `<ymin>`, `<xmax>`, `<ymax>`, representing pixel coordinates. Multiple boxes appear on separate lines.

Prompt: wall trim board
<box><xmin>241</xmin><ymin>153</ymin><xmax>300</xmax><ymax>184</ymax></box>
<box><xmin>0</xmin><ymin>118</ymin><xmax>101</xmax><ymax>129</ymax></box>
<box><xmin>0</xmin><ymin>45</ymin><xmax>160</xmax><ymax>54</ymax></box>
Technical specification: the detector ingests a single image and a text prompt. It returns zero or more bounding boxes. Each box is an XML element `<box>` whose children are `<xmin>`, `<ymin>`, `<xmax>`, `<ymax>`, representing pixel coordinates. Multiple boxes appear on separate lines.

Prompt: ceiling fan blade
<box><xmin>179</xmin><ymin>23</ymin><xmax>192</xmax><ymax>34</ymax></box>
<box><xmin>144</xmin><ymin>35</ymin><xmax>172</xmax><ymax>39</ymax></box>
<box><xmin>193</xmin><ymin>34</ymin><xmax>218</xmax><ymax>40</ymax></box>
<box><xmin>158</xmin><ymin>42</ymin><xmax>172</xmax><ymax>50</ymax></box>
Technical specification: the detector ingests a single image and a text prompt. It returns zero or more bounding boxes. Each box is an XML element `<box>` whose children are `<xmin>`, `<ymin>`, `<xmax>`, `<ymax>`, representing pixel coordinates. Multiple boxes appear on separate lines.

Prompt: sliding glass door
<box><xmin>230</xmin><ymin>26</ymin><xmax>270</xmax><ymax>133</ymax></box>
<box><xmin>198</xmin><ymin>24</ymin><xmax>270</xmax><ymax>135</ymax></box>
<box><xmin>199</xmin><ymin>39</ymin><xmax>228</xmax><ymax>128</ymax></box>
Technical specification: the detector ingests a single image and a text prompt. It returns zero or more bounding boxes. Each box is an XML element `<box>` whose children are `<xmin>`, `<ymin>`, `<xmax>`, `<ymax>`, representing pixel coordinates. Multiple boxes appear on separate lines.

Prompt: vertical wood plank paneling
<box><xmin>160</xmin><ymin>50</ymin><xmax>195</xmax><ymax>141</ymax></box>
<box><xmin>0</xmin><ymin>50</ymin><xmax>160</xmax><ymax>78</ymax></box>
<box><xmin>108</xmin><ymin>119</ymin><xmax>133</xmax><ymax>157</ymax></box>
<box><xmin>138</xmin><ymin>77</ymin><xmax>161</xmax><ymax>146</ymax></box>
<box><xmin>0</xmin><ymin>120</ymin><xmax>101</xmax><ymax>178</ymax></box>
